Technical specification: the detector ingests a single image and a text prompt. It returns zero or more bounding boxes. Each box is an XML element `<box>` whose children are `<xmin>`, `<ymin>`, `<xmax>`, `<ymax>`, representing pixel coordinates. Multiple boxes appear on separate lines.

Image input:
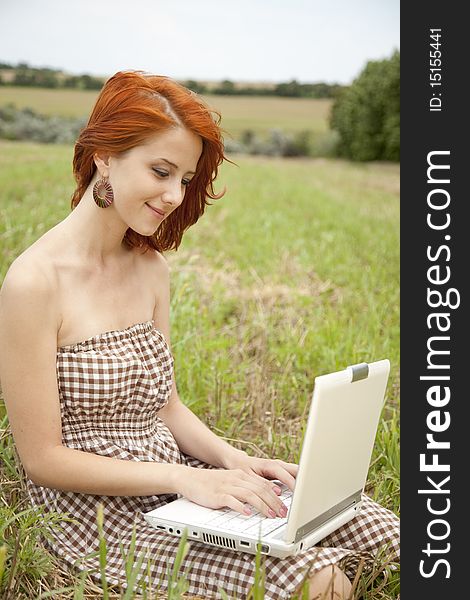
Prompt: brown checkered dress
<box><xmin>26</xmin><ymin>320</ymin><xmax>399</xmax><ymax>598</ymax></box>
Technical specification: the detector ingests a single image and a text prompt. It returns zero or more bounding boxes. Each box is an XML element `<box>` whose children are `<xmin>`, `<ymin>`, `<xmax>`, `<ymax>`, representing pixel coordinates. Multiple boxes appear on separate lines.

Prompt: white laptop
<box><xmin>144</xmin><ymin>359</ymin><xmax>390</xmax><ymax>558</ymax></box>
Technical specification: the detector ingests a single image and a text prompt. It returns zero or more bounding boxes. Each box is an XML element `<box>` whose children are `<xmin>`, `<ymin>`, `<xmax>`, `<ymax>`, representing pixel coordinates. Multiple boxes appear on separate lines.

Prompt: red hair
<box><xmin>71</xmin><ymin>70</ymin><xmax>233</xmax><ymax>252</ymax></box>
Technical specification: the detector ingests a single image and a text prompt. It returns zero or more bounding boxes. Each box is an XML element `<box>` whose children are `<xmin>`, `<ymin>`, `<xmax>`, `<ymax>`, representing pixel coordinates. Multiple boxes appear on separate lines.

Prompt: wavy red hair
<box><xmin>71</xmin><ymin>70</ymin><xmax>233</xmax><ymax>252</ymax></box>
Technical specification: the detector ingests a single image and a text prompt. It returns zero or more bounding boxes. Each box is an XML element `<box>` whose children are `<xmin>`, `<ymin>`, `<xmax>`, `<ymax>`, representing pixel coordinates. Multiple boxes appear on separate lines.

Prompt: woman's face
<box><xmin>104</xmin><ymin>126</ymin><xmax>203</xmax><ymax>236</ymax></box>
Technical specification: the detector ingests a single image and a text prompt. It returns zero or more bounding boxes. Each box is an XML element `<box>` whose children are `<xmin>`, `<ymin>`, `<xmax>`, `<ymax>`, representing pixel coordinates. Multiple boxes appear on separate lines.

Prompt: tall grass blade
<box><xmin>96</xmin><ymin>502</ymin><xmax>109</xmax><ymax>600</ymax></box>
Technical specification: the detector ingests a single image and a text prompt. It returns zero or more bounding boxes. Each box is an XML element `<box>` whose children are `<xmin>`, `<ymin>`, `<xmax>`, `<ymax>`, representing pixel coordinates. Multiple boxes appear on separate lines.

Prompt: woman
<box><xmin>0</xmin><ymin>71</ymin><xmax>399</xmax><ymax>599</ymax></box>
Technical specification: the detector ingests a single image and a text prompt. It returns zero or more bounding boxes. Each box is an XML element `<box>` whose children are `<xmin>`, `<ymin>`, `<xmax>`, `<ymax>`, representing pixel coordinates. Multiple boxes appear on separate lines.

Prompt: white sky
<box><xmin>0</xmin><ymin>0</ymin><xmax>399</xmax><ymax>85</ymax></box>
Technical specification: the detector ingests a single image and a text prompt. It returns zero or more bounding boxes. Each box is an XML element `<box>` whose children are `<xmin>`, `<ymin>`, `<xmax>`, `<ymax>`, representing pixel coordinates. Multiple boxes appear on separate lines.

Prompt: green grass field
<box><xmin>0</xmin><ymin>86</ymin><xmax>333</xmax><ymax>137</ymax></box>
<box><xmin>0</xmin><ymin>139</ymin><xmax>400</xmax><ymax>598</ymax></box>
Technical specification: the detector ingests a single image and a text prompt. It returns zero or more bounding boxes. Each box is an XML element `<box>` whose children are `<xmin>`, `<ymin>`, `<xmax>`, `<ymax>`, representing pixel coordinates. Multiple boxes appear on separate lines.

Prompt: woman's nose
<box><xmin>162</xmin><ymin>180</ymin><xmax>185</xmax><ymax>208</ymax></box>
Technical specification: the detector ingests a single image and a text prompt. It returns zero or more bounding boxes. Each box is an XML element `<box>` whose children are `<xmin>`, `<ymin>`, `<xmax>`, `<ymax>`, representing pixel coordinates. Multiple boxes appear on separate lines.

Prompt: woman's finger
<box><xmin>228</xmin><ymin>474</ymin><xmax>287</xmax><ymax>517</ymax></box>
<box><xmin>229</xmin><ymin>485</ymin><xmax>285</xmax><ymax>518</ymax></box>
<box><xmin>248</xmin><ymin>469</ymin><xmax>284</xmax><ymax>492</ymax></box>
<box><xmin>280</xmin><ymin>460</ymin><xmax>299</xmax><ymax>477</ymax></box>
<box><xmin>257</xmin><ymin>461</ymin><xmax>297</xmax><ymax>492</ymax></box>
<box><xmin>218</xmin><ymin>492</ymin><xmax>251</xmax><ymax>516</ymax></box>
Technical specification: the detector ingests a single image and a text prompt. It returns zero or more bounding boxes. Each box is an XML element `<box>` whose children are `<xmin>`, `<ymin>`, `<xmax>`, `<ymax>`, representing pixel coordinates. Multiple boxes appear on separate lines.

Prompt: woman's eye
<box><xmin>153</xmin><ymin>169</ymin><xmax>191</xmax><ymax>186</ymax></box>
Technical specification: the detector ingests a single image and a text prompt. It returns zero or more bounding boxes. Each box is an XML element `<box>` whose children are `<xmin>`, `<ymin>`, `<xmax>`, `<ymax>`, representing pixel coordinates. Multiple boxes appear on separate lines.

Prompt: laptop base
<box><xmin>143</xmin><ymin>500</ymin><xmax>362</xmax><ymax>558</ymax></box>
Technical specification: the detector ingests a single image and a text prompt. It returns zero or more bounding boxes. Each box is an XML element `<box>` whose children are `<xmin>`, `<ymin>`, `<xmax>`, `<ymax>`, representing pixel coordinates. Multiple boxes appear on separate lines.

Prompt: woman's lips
<box><xmin>146</xmin><ymin>203</ymin><xmax>166</xmax><ymax>218</ymax></box>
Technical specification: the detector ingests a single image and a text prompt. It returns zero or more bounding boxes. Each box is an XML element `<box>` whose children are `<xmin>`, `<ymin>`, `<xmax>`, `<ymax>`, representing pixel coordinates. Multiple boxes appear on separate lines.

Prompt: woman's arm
<box><xmin>152</xmin><ymin>253</ymin><xmax>247</xmax><ymax>469</ymax></box>
<box><xmin>0</xmin><ymin>259</ymin><xmax>191</xmax><ymax>496</ymax></box>
<box><xmin>158</xmin><ymin>387</ymin><xmax>246</xmax><ymax>468</ymax></box>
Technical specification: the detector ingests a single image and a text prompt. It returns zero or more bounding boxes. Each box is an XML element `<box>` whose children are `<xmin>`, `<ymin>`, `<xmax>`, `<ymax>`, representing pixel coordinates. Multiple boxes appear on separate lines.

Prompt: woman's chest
<box><xmin>55</xmin><ymin>257</ymin><xmax>156</xmax><ymax>348</ymax></box>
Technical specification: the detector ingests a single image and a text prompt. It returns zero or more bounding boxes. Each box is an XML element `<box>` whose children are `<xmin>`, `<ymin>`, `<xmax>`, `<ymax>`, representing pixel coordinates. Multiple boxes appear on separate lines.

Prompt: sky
<box><xmin>0</xmin><ymin>0</ymin><xmax>399</xmax><ymax>85</ymax></box>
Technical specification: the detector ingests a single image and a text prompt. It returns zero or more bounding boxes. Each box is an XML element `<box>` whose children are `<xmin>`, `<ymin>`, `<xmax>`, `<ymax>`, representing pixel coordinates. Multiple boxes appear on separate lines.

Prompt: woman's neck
<box><xmin>62</xmin><ymin>189</ymin><xmax>131</xmax><ymax>266</ymax></box>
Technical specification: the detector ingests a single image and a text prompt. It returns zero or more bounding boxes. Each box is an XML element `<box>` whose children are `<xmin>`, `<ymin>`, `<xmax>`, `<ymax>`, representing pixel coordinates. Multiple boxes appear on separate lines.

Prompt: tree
<box><xmin>213</xmin><ymin>79</ymin><xmax>236</xmax><ymax>95</ymax></box>
<box><xmin>182</xmin><ymin>80</ymin><xmax>207</xmax><ymax>95</ymax></box>
<box><xmin>275</xmin><ymin>79</ymin><xmax>302</xmax><ymax>97</ymax></box>
<box><xmin>330</xmin><ymin>50</ymin><xmax>400</xmax><ymax>161</ymax></box>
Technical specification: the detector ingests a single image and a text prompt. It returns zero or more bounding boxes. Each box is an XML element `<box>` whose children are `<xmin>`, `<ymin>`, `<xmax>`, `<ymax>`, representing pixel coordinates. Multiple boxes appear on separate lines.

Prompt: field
<box><xmin>0</xmin><ymin>86</ymin><xmax>333</xmax><ymax>137</ymax></box>
<box><xmin>0</xmin><ymin>134</ymin><xmax>399</xmax><ymax>599</ymax></box>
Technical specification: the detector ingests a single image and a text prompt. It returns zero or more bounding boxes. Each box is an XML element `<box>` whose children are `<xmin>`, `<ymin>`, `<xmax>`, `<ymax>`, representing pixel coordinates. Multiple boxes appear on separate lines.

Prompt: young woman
<box><xmin>0</xmin><ymin>71</ymin><xmax>399</xmax><ymax>599</ymax></box>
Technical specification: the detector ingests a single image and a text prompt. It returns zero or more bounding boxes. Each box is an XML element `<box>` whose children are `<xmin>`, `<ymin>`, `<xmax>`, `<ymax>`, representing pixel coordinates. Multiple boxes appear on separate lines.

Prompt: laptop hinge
<box><xmin>348</xmin><ymin>362</ymin><xmax>369</xmax><ymax>382</ymax></box>
<box><xmin>294</xmin><ymin>490</ymin><xmax>362</xmax><ymax>543</ymax></box>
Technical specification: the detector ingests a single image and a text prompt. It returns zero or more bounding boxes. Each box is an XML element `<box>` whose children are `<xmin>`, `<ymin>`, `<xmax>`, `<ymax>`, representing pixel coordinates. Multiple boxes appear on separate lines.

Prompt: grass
<box><xmin>0</xmin><ymin>87</ymin><xmax>333</xmax><ymax>137</ymax></box>
<box><xmin>0</xmin><ymin>140</ymin><xmax>400</xmax><ymax>598</ymax></box>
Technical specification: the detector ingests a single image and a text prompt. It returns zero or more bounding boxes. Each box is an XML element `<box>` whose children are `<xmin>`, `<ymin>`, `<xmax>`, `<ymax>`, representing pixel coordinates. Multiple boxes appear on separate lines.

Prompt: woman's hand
<box><xmin>223</xmin><ymin>451</ymin><xmax>299</xmax><ymax>494</ymax></box>
<box><xmin>176</xmin><ymin>464</ymin><xmax>292</xmax><ymax>519</ymax></box>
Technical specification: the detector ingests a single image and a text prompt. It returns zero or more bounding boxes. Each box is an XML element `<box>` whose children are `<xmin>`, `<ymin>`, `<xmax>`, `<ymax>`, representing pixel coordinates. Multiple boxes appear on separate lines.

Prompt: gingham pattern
<box><xmin>26</xmin><ymin>320</ymin><xmax>399</xmax><ymax>599</ymax></box>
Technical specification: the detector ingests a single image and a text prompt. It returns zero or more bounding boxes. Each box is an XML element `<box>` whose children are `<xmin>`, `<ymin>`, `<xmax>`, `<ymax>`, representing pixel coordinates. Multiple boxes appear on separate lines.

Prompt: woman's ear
<box><xmin>93</xmin><ymin>151</ymin><xmax>111</xmax><ymax>177</ymax></box>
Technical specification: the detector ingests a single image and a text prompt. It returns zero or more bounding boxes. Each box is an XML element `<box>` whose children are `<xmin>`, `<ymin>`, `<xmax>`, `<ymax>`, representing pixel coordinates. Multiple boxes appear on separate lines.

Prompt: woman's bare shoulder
<box><xmin>0</xmin><ymin>240</ymin><xmax>59</xmax><ymax>314</ymax></box>
<box><xmin>133</xmin><ymin>249</ymin><xmax>171</xmax><ymax>312</ymax></box>
<box><xmin>139</xmin><ymin>247</ymin><xmax>170</xmax><ymax>279</ymax></box>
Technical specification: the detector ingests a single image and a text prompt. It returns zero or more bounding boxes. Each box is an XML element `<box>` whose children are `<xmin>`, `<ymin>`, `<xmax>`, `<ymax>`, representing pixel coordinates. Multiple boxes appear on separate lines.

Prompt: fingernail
<box><xmin>280</xmin><ymin>506</ymin><xmax>288</xmax><ymax>517</ymax></box>
<box><xmin>268</xmin><ymin>509</ymin><xmax>276</xmax><ymax>518</ymax></box>
<box><xmin>244</xmin><ymin>505</ymin><xmax>252</xmax><ymax>515</ymax></box>
<box><xmin>273</xmin><ymin>486</ymin><xmax>282</xmax><ymax>494</ymax></box>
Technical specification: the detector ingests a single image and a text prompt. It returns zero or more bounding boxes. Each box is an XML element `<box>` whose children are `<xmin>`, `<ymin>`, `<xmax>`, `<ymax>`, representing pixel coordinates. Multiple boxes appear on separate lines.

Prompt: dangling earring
<box><xmin>93</xmin><ymin>176</ymin><xmax>114</xmax><ymax>208</ymax></box>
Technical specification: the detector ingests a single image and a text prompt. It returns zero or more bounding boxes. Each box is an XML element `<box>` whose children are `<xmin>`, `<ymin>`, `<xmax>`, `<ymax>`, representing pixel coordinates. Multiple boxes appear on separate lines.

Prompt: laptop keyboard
<box><xmin>199</xmin><ymin>487</ymin><xmax>293</xmax><ymax>536</ymax></box>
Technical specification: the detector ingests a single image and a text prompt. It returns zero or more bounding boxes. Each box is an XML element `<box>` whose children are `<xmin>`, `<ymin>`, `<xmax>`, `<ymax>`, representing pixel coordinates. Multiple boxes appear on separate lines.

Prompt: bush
<box><xmin>310</xmin><ymin>130</ymin><xmax>341</xmax><ymax>158</ymax></box>
<box><xmin>230</xmin><ymin>128</ymin><xmax>318</xmax><ymax>158</ymax></box>
<box><xmin>0</xmin><ymin>104</ymin><xmax>86</xmax><ymax>144</ymax></box>
<box><xmin>330</xmin><ymin>50</ymin><xmax>400</xmax><ymax>161</ymax></box>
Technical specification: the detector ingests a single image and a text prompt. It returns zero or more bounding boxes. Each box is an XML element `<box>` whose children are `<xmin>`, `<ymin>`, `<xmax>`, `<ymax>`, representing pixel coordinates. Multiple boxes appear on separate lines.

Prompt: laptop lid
<box><xmin>284</xmin><ymin>359</ymin><xmax>390</xmax><ymax>543</ymax></box>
